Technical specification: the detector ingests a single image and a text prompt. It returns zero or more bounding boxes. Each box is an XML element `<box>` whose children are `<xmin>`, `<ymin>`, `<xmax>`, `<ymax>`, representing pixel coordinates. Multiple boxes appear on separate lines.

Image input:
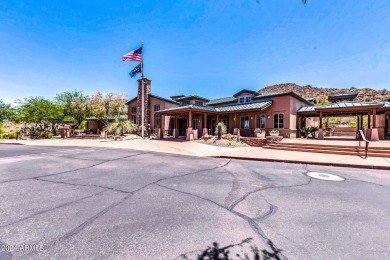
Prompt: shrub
<box><xmin>300</xmin><ymin>127</ymin><xmax>318</xmax><ymax>138</ymax></box>
<box><xmin>214</xmin><ymin>122</ymin><xmax>227</xmax><ymax>135</ymax></box>
<box><xmin>105</xmin><ymin>120</ymin><xmax>137</xmax><ymax>135</ymax></box>
<box><xmin>270</xmin><ymin>130</ymin><xmax>279</xmax><ymax>135</ymax></box>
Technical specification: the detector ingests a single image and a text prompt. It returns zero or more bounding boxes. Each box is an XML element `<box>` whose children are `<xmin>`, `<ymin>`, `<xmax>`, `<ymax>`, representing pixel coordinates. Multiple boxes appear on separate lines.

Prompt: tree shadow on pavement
<box><xmin>176</xmin><ymin>237</ymin><xmax>283</xmax><ymax>260</ymax></box>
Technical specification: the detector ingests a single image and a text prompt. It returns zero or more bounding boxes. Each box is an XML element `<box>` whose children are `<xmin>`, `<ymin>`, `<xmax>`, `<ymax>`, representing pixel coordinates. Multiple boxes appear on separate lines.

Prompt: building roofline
<box><xmin>254</xmin><ymin>91</ymin><xmax>313</xmax><ymax>105</ymax></box>
<box><xmin>232</xmin><ymin>89</ymin><xmax>259</xmax><ymax>97</ymax></box>
<box><xmin>126</xmin><ymin>95</ymin><xmax>179</xmax><ymax>105</ymax></box>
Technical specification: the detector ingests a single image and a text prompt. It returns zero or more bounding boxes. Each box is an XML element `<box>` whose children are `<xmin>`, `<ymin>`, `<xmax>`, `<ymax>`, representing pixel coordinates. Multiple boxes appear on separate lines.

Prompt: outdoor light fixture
<box><xmin>250</xmin><ymin>116</ymin><xmax>253</xmax><ymax>120</ymax></box>
<box><xmin>267</xmin><ymin>115</ymin><xmax>270</xmax><ymax>119</ymax></box>
<box><xmin>233</xmin><ymin>118</ymin><xmax>235</xmax><ymax>121</ymax></box>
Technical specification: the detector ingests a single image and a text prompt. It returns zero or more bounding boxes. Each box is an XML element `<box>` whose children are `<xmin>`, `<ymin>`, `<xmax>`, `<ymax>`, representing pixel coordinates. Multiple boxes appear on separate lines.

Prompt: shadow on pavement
<box><xmin>176</xmin><ymin>237</ymin><xmax>283</xmax><ymax>260</ymax></box>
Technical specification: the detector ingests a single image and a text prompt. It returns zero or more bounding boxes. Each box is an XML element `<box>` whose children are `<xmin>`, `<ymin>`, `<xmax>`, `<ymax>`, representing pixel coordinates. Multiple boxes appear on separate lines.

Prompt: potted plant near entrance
<box><xmin>270</xmin><ymin>130</ymin><xmax>279</xmax><ymax>136</ymax></box>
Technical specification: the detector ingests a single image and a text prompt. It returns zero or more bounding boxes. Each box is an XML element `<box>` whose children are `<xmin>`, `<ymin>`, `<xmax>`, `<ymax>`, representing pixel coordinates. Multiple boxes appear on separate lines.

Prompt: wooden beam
<box><xmin>368</xmin><ymin>111</ymin><xmax>371</xmax><ymax>129</ymax></box>
<box><xmin>373</xmin><ymin>109</ymin><xmax>377</xmax><ymax>128</ymax></box>
<box><xmin>319</xmin><ymin>112</ymin><xmax>323</xmax><ymax>128</ymax></box>
<box><xmin>189</xmin><ymin>111</ymin><xmax>192</xmax><ymax>128</ymax></box>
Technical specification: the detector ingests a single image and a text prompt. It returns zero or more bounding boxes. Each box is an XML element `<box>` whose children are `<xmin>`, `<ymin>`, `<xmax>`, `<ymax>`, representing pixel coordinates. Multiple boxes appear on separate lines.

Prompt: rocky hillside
<box><xmin>259</xmin><ymin>83</ymin><xmax>390</xmax><ymax>102</ymax></box>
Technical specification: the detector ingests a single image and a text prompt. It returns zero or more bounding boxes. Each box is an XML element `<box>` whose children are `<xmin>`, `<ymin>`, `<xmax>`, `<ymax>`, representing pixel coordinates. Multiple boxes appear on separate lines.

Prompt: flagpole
<box><xmin>141</xmin><ymin>40</ymin><xmax>145</xmax><ymax>138</ymax></box>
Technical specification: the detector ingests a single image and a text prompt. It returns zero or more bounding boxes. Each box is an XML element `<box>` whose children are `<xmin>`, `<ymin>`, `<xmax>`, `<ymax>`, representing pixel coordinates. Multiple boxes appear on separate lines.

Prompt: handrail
<box><xmin>358</xmin><ymin>130</ymin><xmax>369</xmax><ymax>158</ymax></box>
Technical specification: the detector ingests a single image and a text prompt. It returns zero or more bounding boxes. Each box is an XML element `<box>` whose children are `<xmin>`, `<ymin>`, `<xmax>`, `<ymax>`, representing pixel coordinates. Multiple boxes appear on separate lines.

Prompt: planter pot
<box><xmin>270</xmin><ymin>134</ymin><xmax>279</xmax><ymax>137</ymax></box>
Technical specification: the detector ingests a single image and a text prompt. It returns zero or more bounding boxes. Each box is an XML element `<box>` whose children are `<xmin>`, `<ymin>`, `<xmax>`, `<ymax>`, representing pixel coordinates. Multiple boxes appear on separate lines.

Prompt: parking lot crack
<box><xmin>0</xmin><ymin>190</ymin><xmax>108</xmax><ymax>228</ymax></box>
<box><xmin>0</xmin><ymin>152</ymin><xmax>146</xmax><ymax>185</ymax></box>
<box><xmin>34</xmin><ymin>178</ymin><xmax>131</xmax><ymax>194</ymax></box>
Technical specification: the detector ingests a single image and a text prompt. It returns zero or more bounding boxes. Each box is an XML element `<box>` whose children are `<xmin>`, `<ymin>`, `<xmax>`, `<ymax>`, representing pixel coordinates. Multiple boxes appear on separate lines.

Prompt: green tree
<box><xmin>17</xmin><ymin>97</ymin><xmax>64</xmax><ymax>135</ymax></box>
<box><xmin>87</xmin><ymin>91</ymin><xmax>127</xmax><ymax>127</ymax></box>
<box><xmin>315</xmin><ymin>96</ymin><xmax>331</xmax><ymax>106</ymax></box>
<box><xmin>55</xmin><ymin>90</ymin><xmax>89</xmax><ymax>128</ymax></box>
<box><xmin>0</xmin><ymin>99</ymin><xmax>16</xmax><ymax>122</ymax></box>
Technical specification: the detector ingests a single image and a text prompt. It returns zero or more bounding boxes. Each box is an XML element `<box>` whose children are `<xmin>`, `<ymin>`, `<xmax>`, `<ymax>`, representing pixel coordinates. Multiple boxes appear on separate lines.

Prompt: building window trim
<box><xmin>259</xmin><ymin>115</ymin><xmax>266</xmax><ymax>129</ymax></box>
<box><xmin>273</xmin><ymin>113</ymin><xmax>284</xmax><ymax>129</ymax></box>
<box><xmin>239</xmin><ymin>96</ymin><xmax>252</xmax><ymax>104</ymax></box>
<box><xmin>241</xmin><ymin>116</ymin><xmax>249</xmax><ymax>129</ymax></box>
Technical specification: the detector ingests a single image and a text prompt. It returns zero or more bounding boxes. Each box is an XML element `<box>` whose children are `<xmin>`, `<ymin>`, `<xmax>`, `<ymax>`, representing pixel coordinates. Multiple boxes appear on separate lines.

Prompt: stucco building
<box><xmin>126</xmin><ymin>79</ymin><xmax>390</xmax><ymax>141</ymax></box>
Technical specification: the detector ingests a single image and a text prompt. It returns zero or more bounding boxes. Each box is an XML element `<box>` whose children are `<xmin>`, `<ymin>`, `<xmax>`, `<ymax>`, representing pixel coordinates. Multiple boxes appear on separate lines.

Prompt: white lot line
<box><xmin>0</xmin><ymin>149</ymin><xmax>99</xmax><ymax>165</ymax></box>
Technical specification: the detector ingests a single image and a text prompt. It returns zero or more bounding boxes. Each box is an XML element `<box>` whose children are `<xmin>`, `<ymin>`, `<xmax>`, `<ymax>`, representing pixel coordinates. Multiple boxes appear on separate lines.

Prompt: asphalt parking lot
<box><xmin>0</xmin><ymin>144</ymin><xmax>389</xmax><ymax>259</ymax></box>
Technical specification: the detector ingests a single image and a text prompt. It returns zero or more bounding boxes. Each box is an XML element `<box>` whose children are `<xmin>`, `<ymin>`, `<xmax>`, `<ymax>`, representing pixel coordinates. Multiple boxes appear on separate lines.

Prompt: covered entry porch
<box><xmin>155</xmin><ymin>101</ymin><xmax>273</xmax><ymax>140</ymax></box>
<box><xmin>156</xmin><ymin>106</ymin><xmax>219</xmax><ymax>141</ymax></box>
<box><xmin>297</xmin><ymin>102</ymin><xmax>390</xmax><ymax>141</ymax></box>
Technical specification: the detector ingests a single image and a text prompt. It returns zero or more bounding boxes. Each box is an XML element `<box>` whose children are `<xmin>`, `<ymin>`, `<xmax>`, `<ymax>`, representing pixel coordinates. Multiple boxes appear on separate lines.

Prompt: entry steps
<box><xmin>264</xmin><ymin>142</ymin><xmax>390</xmax><ymax>158</ymax></box>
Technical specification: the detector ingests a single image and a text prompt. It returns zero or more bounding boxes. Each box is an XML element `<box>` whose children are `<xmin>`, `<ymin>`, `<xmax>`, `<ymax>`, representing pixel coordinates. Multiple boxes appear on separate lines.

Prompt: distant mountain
<box><xmin>259</xmin><ymin>83</ymin><xmax>390</xmax><ymax>102</ymax></box>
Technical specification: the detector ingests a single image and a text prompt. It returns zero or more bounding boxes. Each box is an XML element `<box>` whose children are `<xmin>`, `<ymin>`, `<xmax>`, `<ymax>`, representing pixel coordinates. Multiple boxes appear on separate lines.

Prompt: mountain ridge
<box><xmin>259</xmin><ymin>83</ymin><xmax>390</xmax><ymax>102</ymax></box>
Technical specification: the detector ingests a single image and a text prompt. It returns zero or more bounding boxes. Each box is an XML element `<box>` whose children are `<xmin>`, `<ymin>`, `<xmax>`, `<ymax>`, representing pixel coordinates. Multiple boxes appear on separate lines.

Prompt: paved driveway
<box><xmin>0</xmin><ymin>144</ymin><xmax>389</xmax><ymax>259</ymax></box>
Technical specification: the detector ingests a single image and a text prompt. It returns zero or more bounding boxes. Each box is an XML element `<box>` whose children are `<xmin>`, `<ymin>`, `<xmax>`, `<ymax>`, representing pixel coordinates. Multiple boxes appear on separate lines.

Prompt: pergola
<box><xmin>297</xmin><ymin>102</ymin><xmax>390</xmax><ymax>141</ymax></box>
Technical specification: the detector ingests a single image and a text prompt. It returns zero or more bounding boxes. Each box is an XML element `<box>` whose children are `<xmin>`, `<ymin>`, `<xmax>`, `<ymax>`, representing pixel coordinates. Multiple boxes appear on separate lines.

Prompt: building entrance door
<box><xmin>178</xmin><ymin>118</ymin><xmax>188</xmax><ymax>136</ymax></box>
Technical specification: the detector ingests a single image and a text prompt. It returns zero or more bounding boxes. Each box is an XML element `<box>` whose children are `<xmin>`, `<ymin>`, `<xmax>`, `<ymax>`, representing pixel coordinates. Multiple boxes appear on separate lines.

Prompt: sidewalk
<box><xmin>1</xmin><ymin>138</ymin><xmax>390</xmax><ymax>170</ymax></box>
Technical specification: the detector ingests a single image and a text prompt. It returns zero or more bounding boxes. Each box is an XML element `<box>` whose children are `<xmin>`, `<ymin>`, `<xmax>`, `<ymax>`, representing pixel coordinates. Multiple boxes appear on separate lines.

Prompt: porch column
<box><xmin>254</xmin><ymin>114</ymin><xmax>258</xmax><ymax>129</ymax></box>
<box><xmin>318</xmin><ymin>111</ymin><xmax>324</xmax><ymax>140</ymax></box>
<box><xmin>189</xmin><ymin>111</ymin><xmax>192</xmax><ymax>128</ymax></box>
<box><xmin>367</xmin><ymin>111</ymin><xmax>371</xmax><ymax>129</ymax></box>
<box><xmin>203</xmin><ymin>113</ymin><xmax>208</xmax><ymax>136</ymax></box>
<box><xmin>366</xmin><ymin>111</ymin><xmax>372</xmax><ymax>140</ymax></box>
<box><xmin>216</xmin><ymin>115</ymin><xmax>219</xmax><ymax>123</ymax></box>
<box><xmin>234</xmin><ymin>114</ymin><xmax>237</xmax><ymax>128</ymax></box>
<box><xmin>296</xmin><ymin>115</ymin><xmax>300</xmax><ymax>138</ymax></box>
<box><xmin>371</xmin><ymin>109</ymin><xmax>379</xmax><ymax>141</ymax></box>
<box><xmin>357</xmin><ymin>115</ymin><xmax>360</xmax><ymax>131</ymax></box>
<box><xmin>173</xmin><ymin>115</ymin><xmax>178</xmax><ymax>138</ymax></box>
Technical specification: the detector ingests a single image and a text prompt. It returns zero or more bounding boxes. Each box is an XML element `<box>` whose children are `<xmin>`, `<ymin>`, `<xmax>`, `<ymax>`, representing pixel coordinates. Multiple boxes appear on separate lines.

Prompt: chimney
<box><xmin>136</xmin><ymin>78</ymin><xmax>151</xmax><ymax>126</ymax></box>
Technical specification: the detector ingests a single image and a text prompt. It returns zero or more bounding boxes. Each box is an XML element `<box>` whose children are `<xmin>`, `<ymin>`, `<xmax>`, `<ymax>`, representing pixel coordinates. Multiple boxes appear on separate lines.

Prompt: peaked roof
<box><xmin>233</xmin><ymin>89</ymin><xmax>260</xmax><ymax>97</ymax></box>
<box><xmin>254</xmin><ymin>91</ymin><xmax>313</xmax><ymax>105</ymax></box>
<box><xmin>126</xmin><ymin>95</ymin><xmax>179</xmax><ymax>105</ymax></box>
<box><xmin>206</xmin><ymin>97</ymin><xmax>237</xmax><ymax>106</ymax></box>
<box><xmin>156</xmin><ymin>101</ymin><xmax>272</xmax><ymax>114</ymax></box>
<box><xmin>174</xmin><ymin>94</ymin><xmax>210</xmax><ymax>102</ymax></box>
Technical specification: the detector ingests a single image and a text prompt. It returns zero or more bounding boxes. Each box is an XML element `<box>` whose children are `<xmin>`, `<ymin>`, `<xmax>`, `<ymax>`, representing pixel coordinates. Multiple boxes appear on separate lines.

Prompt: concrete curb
<box><xmin>210</xmin><ymin>155</ymin><xmax>390</xmax><ymax>171</ymax></box>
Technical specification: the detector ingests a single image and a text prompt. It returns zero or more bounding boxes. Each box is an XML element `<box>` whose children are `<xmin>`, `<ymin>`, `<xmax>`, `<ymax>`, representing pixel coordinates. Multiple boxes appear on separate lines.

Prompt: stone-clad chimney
<box><xmin>136</xmin><ymin>78</ymin><xmax>151</xmax><ymax>126</ymax></box>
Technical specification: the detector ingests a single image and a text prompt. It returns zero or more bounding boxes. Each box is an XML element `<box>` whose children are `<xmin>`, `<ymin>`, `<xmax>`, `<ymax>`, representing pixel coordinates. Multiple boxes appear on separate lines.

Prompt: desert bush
<box><xmin>19</xmin><ymin>122</ymin><xmax>55</xmax><ymax>139</ymax></box>
<box><xmin>104</xmin><ymin>120</ymin><xmax>137</xmax><ymax>135</ymax></box>
<box><xmin>214</xmin><ymin>122</ymin><xmax>227</xmax><ymax>135</ymax></box>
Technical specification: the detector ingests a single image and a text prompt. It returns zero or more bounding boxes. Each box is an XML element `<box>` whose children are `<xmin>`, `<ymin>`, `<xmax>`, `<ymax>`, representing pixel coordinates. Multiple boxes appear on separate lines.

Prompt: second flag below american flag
<box><xmin>129</xmin><ymin>63</ymin><xmax>141</xmax><ymax>78</ymax></box>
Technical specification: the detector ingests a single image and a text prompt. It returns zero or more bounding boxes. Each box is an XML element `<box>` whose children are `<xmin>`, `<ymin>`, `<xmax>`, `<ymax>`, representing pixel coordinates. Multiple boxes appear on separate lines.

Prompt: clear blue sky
<box><xmin>1</xmin><ymin>0</ymin><xmax>390</xmax><ymax>103</ymax></box>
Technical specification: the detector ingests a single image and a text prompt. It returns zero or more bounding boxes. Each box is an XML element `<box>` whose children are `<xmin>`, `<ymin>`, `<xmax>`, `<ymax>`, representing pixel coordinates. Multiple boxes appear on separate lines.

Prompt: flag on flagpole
<box><xmin>129</xmin><ymin>63</ymin><xmax>141</xmax><ymax>78</ymax></box>
<box><xmin>122</xmin><ymin>46</ymin><xmax>142</xmax><ymax>62</ymax></box>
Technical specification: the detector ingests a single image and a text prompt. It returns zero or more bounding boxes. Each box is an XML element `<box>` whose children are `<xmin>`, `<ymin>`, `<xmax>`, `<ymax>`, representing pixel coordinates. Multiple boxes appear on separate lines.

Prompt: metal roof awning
<box><xmin>297</xmin><ymin>101</ymin><xmax>389</xmax><ymax>116</ymax></box>
<box><xmin>156</xmin><ymin>101</ymin><xmax>272</xmax><ymax>115</ymax></box>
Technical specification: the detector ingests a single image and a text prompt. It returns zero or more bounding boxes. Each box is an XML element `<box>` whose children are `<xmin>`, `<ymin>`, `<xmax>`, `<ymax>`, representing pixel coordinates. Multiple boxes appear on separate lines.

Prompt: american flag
<box><xmin>122</xmin><ymin>46</ymin><xmax>142</xmax><ymax>62</ymax></box>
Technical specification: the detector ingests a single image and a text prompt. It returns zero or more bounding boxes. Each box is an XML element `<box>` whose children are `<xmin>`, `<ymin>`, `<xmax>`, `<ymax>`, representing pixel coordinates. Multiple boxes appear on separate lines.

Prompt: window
<box><xmin>273</xmin><ymin>114</ymin><xmax>284</xmax><ymax>129</ymax></box>
<box><xmin>239</xmin><ymin>96</ymin><xmax>251</xmax><ymax>104</ymax></box>
<box><xmin>259</xmin><ymin>115</ymin><xmax>266</xmax><ymax>129</ymax></box>
<box><xmin>131</xmin><ymin>115</ymin><xmax>136</xmax><ymax>123</ymax></box>
<box><xmin>241</xmin><ymin>116</ymin><xmax>249</xmax><ymax>129</ymax></box>
<box><xmin>195</xmin><ymin>101</ymin><xmax>203</xmax><ymax>105</ymax></box>
<box><xmin>154</xmin><ymin>104</ymin><xmax>160</xmax><ymax>111</ymax></box>
<box><xmin>193</xmin><ymin>119</ymin><xmax>198</xmax><ymax>129</ymax></box>
<box><xmin>155</xmin><ymin>115</ymin><xmax>161</xmax><ymax>128</ymax></box>
<box><xmin>182</xmin><ymin>101</ymin><xmax>190</xmax><ymax>105</ymax></box>
<box><xmin>131</xmin><ymin>107</ymin><xmax>137</xmax><ymax>113</ymax></box>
